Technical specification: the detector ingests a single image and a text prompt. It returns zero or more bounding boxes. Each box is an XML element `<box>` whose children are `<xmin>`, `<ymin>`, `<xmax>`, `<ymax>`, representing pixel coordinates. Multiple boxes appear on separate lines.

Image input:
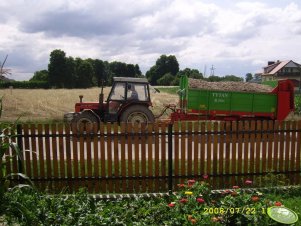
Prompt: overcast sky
<box><xmin>1</xmin><ymin>0</ymin><xmax>301</xmax><ymax>81</ymax></box>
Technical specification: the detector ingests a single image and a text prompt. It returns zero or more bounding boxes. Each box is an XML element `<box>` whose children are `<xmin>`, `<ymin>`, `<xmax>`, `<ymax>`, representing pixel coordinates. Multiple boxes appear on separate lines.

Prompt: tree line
<box><xmin>28</xmin><ymin>49</ymin><xmax>245</xmax><ymax>88</ymax></box>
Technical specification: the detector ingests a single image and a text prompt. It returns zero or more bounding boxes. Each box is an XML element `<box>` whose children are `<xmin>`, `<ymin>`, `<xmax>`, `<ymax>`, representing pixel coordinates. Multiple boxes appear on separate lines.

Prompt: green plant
<box><xmin>295</xmin><ymin>94</ymin><xmax>301</xmax><ymax>115</ymax></box>
<box><xmin>0</xmin><ymin>97</ymin><xmax>32</xmax><ymax>219</ymax></box>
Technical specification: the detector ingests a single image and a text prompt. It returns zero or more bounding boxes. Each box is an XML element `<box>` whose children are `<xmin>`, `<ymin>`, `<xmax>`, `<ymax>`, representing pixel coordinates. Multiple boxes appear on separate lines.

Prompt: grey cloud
<box><xmin>21</xmin><ymin>10</ymin><xmax>133</xmax><ymax>37</ymax></box>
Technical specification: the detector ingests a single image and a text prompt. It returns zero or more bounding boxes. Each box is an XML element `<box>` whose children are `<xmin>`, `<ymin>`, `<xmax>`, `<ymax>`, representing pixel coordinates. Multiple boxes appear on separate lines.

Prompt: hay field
<box><xmin>0</xmin><ymin>87</ymin><xmax>178</xmax><ymax>122</ymax></box>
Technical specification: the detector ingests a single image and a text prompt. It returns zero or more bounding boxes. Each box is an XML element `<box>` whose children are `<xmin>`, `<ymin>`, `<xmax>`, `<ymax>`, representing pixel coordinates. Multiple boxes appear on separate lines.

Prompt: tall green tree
<box><xmin>48</xmin><ymin>49</ymin><xmax>68</xmax><ymax>88</ymax></box>
<box><xmin>146</xmin><ymin>55</ymin><xmax>179</xmax><ymax>85</ymax></box>
<box><xmin>93</xmin><ymin>59</ymin><xmax>105</xmax><ymax>87</ymax></box>
<box><xmin>75</xmin><ymin>58</ymin><xmax>94</xmax><ymax>88</ymax></box>
<box><xmin>29</xmin><ymin>70</ymin><xmax>48</xmax><ymax>81</ymax></box>
<box><xmin>245</xmin><ymin>73</ymin><xmax>253</xmax><ymax>82</ymax></box>
<box><xmin>178</xmin><ymin>68</ymin><xmax>203</xmax><ymax>79</ymax></box>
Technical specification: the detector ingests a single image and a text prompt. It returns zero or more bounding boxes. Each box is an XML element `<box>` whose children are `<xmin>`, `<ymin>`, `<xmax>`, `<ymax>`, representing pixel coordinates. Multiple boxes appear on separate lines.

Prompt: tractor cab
<box><xmin>104</xmin><ymin>77</ymin><xmax>152</xmax><ymax>122</ymax></box>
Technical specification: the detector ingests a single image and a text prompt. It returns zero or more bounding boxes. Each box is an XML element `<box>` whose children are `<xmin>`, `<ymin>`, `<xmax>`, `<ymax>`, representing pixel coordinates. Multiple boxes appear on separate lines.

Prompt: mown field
<box><xmin>0</xmin><ymin>87</ymin><xmax>300</xmax><ymax>122</ymax></box>
<box><xmin>0</xmin><ymin>87</ymin><xmax>178</xmax><ymax>122</ymax></box>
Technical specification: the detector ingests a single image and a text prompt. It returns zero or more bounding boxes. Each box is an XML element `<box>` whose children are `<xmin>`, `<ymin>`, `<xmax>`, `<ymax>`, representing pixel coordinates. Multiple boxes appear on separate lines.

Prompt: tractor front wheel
<box><xmin>71</xmin><ymin>112</ymin><xmax>99</xmax><ymax>133</ymax></box>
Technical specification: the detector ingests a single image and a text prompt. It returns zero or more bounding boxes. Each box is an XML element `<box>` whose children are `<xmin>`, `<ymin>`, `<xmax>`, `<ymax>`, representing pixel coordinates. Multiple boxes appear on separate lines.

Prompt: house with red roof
<box><xmin>261</xmin><ymin>60</ymin><xmax>301</xmax><ymax>89</ymax></box>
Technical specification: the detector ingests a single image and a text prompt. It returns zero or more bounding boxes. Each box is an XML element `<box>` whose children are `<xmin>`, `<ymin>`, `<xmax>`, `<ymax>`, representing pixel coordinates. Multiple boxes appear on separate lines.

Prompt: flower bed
<box><xmin>1</xmin><ymin>178</ymin><xmax>301</xmax><ymax>225</ymax></box>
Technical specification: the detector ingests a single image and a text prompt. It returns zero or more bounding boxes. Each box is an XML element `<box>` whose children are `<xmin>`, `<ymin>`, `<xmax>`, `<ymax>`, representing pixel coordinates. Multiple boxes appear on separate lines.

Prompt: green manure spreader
<box><xmin>169</xmin><ymin>75</ymin><xmax>295</xmax><ymax>122</ymax></box>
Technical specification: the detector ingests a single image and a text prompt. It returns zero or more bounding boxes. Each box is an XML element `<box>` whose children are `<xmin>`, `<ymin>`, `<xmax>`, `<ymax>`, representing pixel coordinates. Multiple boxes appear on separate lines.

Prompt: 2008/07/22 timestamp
<box><xmin>204</xmin><ymin>207</ymin><xmax>267</xmax><ymax>215</ymax></box>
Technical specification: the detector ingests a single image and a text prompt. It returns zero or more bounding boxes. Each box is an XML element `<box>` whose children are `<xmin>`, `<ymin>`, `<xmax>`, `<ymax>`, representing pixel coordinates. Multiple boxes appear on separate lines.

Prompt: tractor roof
<box><xmin>113</xmin><ymin>77</ymin><xmax>149</xmax><ymax>84</ymax></box>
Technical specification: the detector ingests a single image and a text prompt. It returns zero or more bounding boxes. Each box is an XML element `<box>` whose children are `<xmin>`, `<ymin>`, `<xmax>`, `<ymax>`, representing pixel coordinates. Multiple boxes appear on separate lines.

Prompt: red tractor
<box><xmin>64</xmin><ymin>77</ymin><xmax>155</xmax><ymax>130</ymax></box>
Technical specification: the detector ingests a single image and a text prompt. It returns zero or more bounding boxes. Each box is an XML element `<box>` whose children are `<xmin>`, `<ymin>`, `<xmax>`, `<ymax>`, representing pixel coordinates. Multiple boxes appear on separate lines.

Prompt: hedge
<box><xmin>0</xmin><ymin>81</ymin><xmax>50</xmax><ymax>89</ymax></box>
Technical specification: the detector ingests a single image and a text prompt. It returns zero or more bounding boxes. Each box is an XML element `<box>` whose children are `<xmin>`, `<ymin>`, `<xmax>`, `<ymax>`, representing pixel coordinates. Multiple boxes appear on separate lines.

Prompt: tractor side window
<box><xmin>109</xmin><ymin>83</ymin><xmax>125</xmax><ymax>101</ymax></box>
<box><xmin>127</xmin><ymin>83</ymin><xmax>149</xmax><ymax>101</ymax></box>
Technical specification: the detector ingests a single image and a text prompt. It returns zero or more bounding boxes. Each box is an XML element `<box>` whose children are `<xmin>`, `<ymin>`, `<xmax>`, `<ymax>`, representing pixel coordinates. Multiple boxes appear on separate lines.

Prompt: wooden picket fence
<box><xmin>3</xmin><ymin>120</ymin><xmax>301</xmax><ymax>193</ymax></box>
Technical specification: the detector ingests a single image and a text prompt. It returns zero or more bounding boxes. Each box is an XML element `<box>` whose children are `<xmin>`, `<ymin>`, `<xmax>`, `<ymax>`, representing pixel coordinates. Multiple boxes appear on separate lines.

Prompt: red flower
<box><xmin>232</xmin><ymin>185</ymin><xmax>240</xmax><ymax>189</ymax></box>
<box><xmin>177</xmin><ymin>183</ymin><xmax>185</xmax><ymax>188</ymax></box>
<box><xmin>188</xmin><ymin>179</ymin><xmax>196</xmax><ymax>184</ymax></box>
<box><xmin>187</xmin><ymin>180</ymin><xmax>196</xmax><ymax>187</ymax></box>
<box><xmin>179</xmin><ymin>198</ymin><xmax>188</xmax><ymax>204</ymax></box>
<box><xmin>245</xmin><ymin>179</ymin><xmax>253</xmax><ymax>185</ymax></box>
<box><xmin>196</xmin><ymin>197</ymin><xmax>205</xmax><ymax>203</ymax></box>
<box><xmin>203</xmin><ymin>174</ymin><xmax>209</xmax><ymax>180</ymax></box>
<box><xmin>275</xmin><ymin>201</ymin><xmax>282</xmax><ymax>206</ymax></box>
<box><xmin>251</xmin><ymin>196</ymin><xmax>260</xmax><ymax>202</ymax></box>
<box><xmin>168</xmin><ymin>202</ymin><xmax>175</xmax><ymax>207</ymax></box>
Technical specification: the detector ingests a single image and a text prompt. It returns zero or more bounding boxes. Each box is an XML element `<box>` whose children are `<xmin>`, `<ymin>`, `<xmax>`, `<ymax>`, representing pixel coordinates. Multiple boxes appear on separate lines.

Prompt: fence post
<box><xmin>168</xmin><ymin>123</ymin><xmax>173</xmax><ymax>194</ymax></box>
<box><xmin>16</xmin><ymin>124</ymin><xmax>23</xmax><ymax>174</ymax></box>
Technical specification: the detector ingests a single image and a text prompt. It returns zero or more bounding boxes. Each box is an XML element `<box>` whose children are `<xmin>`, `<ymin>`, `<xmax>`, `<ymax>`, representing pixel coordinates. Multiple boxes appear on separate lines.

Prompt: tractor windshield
<box><xmin>126</xmin><ymin>83</ymin><xmax>149</xmax><ymax>101</ymax></box>
<box><xmin>109</xmin><ymin>82</ymin><xmax>126</xmax><ymax>101</ymax></box>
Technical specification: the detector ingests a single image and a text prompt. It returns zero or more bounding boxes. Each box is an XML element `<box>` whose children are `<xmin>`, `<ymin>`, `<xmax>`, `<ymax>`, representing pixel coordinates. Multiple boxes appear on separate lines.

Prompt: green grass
<box><xmin>157</xmin><ymin>86</ymin><xmax>178</xmax><ymax>95</ymax></box>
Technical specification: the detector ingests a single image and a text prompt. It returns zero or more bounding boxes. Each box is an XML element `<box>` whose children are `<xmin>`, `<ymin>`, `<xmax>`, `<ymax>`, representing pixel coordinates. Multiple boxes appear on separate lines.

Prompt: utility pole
<box><xmin>210</xmin><ymin>65</ymin><xmax>215</xmax><ymax>76</ymax></box>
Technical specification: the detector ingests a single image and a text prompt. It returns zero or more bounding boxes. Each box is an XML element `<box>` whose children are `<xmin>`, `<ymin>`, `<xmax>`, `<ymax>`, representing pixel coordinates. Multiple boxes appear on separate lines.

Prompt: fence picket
<box><xmin>187</xmin><ymin>122</ymin><xmax>192</xmax><ymax>176</ymax></box>
<box><xmin>120</xmin><ymin>123</ymin><xmax>126</xmax><ymax>192</ymax></box>
<box><xmin>231</xmin><ymin>121</ymin><xmax>237</xmax><ymax>185</ymax></box>
<box><xmin>147</xmin><ymin>123</ymin><xmax>153</xmax><ymax>192</ymax></box>
<box><xmin>134</xmin><ymin>123</ymin><xmax>140</xmax><ymax>192</ymax></box>
<box><xmin>273</xmin><ymin>121</ymin><xmax>279</xmax><ymax>172</ymax></box>
<box><xmin>296</xmin><ymin>121</ymin><xmax>301</xmax><ymax>183</ymax></box>
<box><xmin>206</xmin><ymin>123</ymin><xmax>212</xmax><ymax>177</ymax></box>
<box><xmin>58</xmin><ymin>124</ymin><xmax>65</xmax><ymax>189</ymax></box>
<box><xmin>193</xmin><ymin>122</ymin><xmax>199</xmax><ymax>176</ymax></box>
<box><xmin>23</xmin><ymin>124</ymin><xmax>31</xmax><ymax>177</ymax></box>
<box><xmin>237</xmin><ymin>121</ymin><xmax>243</xmax><ymax>184</ymax></box>
<box><xmin>99</xmin><ymin>123</ymin><xmax>106</xmax><ymax>193</ymax></box>
<box><xmin>279</xmin><ymin>122</ymin><xmax>285</xmax><ymax>172</ymax></box>
<box><xmin>255</xmin><ymin>121</ymin><xmax>261</xmax><ymax>173</ymax></box>
<box><xmin>267</xmin><ymin>121</ymin><xmax>273</xmax><ymax>171</ymax></box>
<box><xmin>200</xmin><ymin>122</ymin><xmax>206</xmax><ymax>176</ymax></box>
<box><xmin>30</xmin><ymin>124</ymin><xmax>38</xmax><ymax>179</ymax></box>
<box><xmin>79</xmin><ymin>124</ymin><xmax>85</xmax><ymax>179</ymax></box>
<box><xmin>107</xmin><ymin>123</ymin><xmax>113</xmax><ymax>193</ymax></box>
<box><xmin>174</xmin><ymin>123</ymin><xmax>179</xmax><ymax>183</ymax></box>
<box><xmin>86</xmin><ymin>124</ymin><xmax>92</xmax><ymax>180</ymax></box>
<box><xmin>161</xmin><ymin>123</ymin><xmax>166</xmax><ymax>190</ymax></box>
<box><xmin>65</xmin><ymin>124</ymin><xmax>72</xmax><ymax>180</ymax></box>
<box><xmin>250</xmin><ymin>121</ymin><xmax>256</xmax><ymax>173</ymax></box>
<box><xmin>285</xmin><ymin>121</ymin><xmax>291</xmax><ymax>173</ymax></box>
<box><xmin>51</xmin><ymin>124</ymin><xmax>58</xmax><ymax>179</ymax></box>
<box><xmin>154</xmin><ymin>123</ymin><xmax>160</xmax><ymax>191</ymax></box>
<box><xmin>127</xmin><ymin>124</ymin><xmax>133</xmax><ymax>192</ymax></box>
<box><xmin>44</xmin><ymin>124</ymin><xmax>51</xmax><ymax>179</ymax></box>
<box><xmin>141</xmin><ymin>124</ymin><xmax>146</xmax><ymax>192</ymax></box>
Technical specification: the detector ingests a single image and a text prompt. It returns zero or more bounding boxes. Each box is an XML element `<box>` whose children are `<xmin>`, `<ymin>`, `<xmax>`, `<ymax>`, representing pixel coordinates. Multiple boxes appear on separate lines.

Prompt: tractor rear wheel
<box><xmin>120</xmin><ymin>105</ymin><xmax>155</xmax><ymax>125</ymax></box>
<box><xmin>71</xmin><ymin>111</ymin><xmax>99</xmax><ymax>133</ymax></box>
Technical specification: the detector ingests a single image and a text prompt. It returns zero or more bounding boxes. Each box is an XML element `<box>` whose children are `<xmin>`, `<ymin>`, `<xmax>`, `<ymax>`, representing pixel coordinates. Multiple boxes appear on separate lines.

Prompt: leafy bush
<box><xmin>3</xmin><ymin>178</ymin><xmax>296</xmax><ymax>225</ymax></box>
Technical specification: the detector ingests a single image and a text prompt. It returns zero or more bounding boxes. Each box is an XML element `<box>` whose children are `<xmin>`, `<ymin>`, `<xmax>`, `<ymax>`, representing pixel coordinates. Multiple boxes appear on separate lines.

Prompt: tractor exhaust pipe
<box><xmin>79</xmin><ymin>95</ymin><xmax>83</xmax><ymax>103</ymax></box>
